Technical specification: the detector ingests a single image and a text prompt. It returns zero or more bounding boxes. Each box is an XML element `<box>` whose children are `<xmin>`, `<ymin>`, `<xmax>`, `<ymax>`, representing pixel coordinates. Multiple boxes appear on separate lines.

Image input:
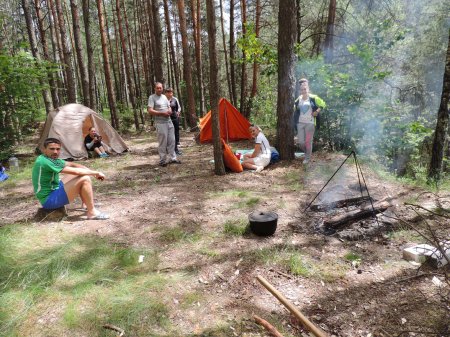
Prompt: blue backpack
<box><xmin>0</xmin><ymin>166</ymin><xmax>9</xmax><ymax>182</ymax></box>
<box><xmin>270</xmin><ymin>148</ymin><xmax>280</xmax><ymax>164</ymax></box>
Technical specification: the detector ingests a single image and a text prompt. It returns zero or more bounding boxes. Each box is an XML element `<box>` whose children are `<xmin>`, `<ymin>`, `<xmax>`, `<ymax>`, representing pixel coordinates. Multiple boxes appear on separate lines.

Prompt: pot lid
<box><xmin>248</xmin><ymin>211</ymin><xmax>278</xmax><ymax>222</ymax></box>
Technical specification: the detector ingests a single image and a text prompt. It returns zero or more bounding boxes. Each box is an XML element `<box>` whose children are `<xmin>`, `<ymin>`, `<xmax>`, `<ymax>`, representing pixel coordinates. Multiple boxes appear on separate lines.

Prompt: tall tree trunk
<box><xmin>126</xmin><ymin>1</ymin><xmax>144</xmax><ymax>125</ymax></box>
<box><xmin>55</xmin><ymin>0</ymin><xmax>77</xmax><ymax>102</ymax></box>
<box><xmin>151</xmin><ymin>0</ymin><xmax>164</xmax><ymax>83</ymax></box>
<box><xmin>48</xmin><ymin>0</ymin><xmax>67</xmax><ymax>102</ymax></box>
<box><xmin>116</xmin><ymin>0</ymin><xmax>139</xmax><ymax>130</ymax></box>
<box><xmin>177</xmin><ymin>0</ymin><xmax>197</xmax><ymax>128</ymax></box>
<box><xmin>22</xmin><ymin>0</ymin><xmax>53</xmax><ymax>114</ymax></box>
<box><xmin>163</xmin><ymin>0</ymin><xmax>181</xmax><ymax>98</ymax></box>
<box><xmin>34</xmin><ymin>0</ymin><xmax>59</xmax><ymax>109</ymax></box>
<box><xmin>239</xmin><ymin>0</ymin><xmax>247</xmax><ymax>116</ymax></box>
<box><xmin>296</xmin><ymin>0</ymin><xmax>301</xmax><ymax>44</ymax></box>
<box><xmin>428</xmin><ymin>28</ymin><xmax>450</xmax><ymax>182</ymax></box>
<box><xmin>323</xmin><ymin>0</ymin><xmax>336</xmax><ymax>63</ymax></box>
<box><xmin>206</xmin><ymin>0</ymin><xmax>225</xmax><ymax>175</ymax></box>
<box><xmin>191</xmin><ymin>0</ymin><xmax>206</xmax><ymax>116</ymax></box>
<box><xmin>110</xmin><ymin>0</ymin><xmax>124</xmax><ymax>104</ymax></box>
<box><xmin>276</xmin><ymin>0</ymin><xmax>297</xmax><ymax>160</ymax></box>
<box><xmin>82</xmin><ymin>0</ymin><xmax>97</xmax><ymax>110</ymax></box>
<box><xmin>96</xmin><ymin>0</ymin><xmax>119</xmax><ymax>128</ymax></box>
<box><xmin>145</xmin><ymin>0</ymin><xmax>156</xmax><ymax>87</ymax></box>
<box><xmin>250</xmin><ymin>0</ymin><xmax>261</xmax><ymax>99</ymax></box>
<box><xmin>229</xmin><ymin>0</ymin><xmax>237</xmax><ymax>106</ymax></box>
<box><xmin>138</xmin><ymin>0</ymin><xmax>151</xmax><ymax>93</ymax></box>
<box><xmin>70</xmin><ymin>0</ymin><xmax>90</xmax><ymax>107</ymax></box>
<box><xmin>219</xmin><ymin>0</ymin><xmax>233</xmax><ymax>101</ymax></box>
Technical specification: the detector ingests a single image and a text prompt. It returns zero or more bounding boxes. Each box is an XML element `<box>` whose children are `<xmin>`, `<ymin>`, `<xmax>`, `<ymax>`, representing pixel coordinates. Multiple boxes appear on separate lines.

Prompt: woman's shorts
<box><xmin>42</xmin><ymin>181</ymin><xmax>69</xmax><ymax>209</ymax></box>
<box><xmin>253</xmin><ymin>155</ymin><xmax>271</xmax><ymax>167</ymax></box>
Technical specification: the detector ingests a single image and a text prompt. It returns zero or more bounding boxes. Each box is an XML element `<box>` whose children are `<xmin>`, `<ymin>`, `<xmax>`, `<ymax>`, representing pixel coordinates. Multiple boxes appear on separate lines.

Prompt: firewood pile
<box><xmin>311</xmin><ymin>196</ymin><xmax>399</xmax><ymax>240</ymax></box>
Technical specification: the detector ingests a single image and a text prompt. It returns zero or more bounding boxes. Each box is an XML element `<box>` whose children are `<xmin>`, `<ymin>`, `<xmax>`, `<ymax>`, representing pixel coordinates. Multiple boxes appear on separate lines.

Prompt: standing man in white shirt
<box><xmin>147</xmin><ymin>82</ymin><xmax>181</xmax><ymax>167</ymax></box>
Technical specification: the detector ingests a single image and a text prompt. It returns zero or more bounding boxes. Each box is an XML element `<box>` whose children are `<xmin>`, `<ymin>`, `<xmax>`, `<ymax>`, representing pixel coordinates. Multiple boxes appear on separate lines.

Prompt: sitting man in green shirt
<box><xmin>32</xmin><ymin>138</ymin><xmax>109</xmax><ymax>220</ymax></box>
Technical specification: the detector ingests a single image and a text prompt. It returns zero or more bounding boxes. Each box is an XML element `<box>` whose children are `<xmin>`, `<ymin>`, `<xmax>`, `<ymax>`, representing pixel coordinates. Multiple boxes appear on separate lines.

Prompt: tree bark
<box><xmin>205</xmin><ymin>0</ymin><xmax>225</xmax><ymax>175</ymax></box>
<box><xmin>70</xmin><ymin>0</ymin><xmax>90</xmax><ymax>107</ymax></box>
<box><xmin>48</xmin><ymin>0</ymin><xmax>67</xmax><ymax>102</ymax></box>
<box><xmin>276</xmin><ymin>0</ymin><xmax>297</xmax><ymax>160</ymax></box>
<box><xmin>163</xmin><ymin>0</ymin><xmax>181</xmax><ymax>98</ymax></box>
<box><xmin>82</xmin><ymin>0</ymin><xmax>97</xmax><ymax>110</ymax></box>
<box><xmin>191</xmin><ymin>0</ymin><xmax>206</xmax><ymax>116</ymax></box>
<box><xmin>151</xmin><ymin>0</ymin><xmax>165</xmax><ymax>83</ymax></box>
<box><xmin>177</xmin><ymin>0</ymin><xmax>198</xmax><ymax>128</ymax></box>
<box><xmin>323</xmin><ymin>0</ymin><xmax>336</xmax><ymax>63</ymax></box>
<box><xmin>96</xmin><ymin>0</ymin><xmax>119</xmax><ymax>129</ymax></box>
<box><xmin>220</xmin><ymin>0</ymin><xmax>233</xmax><ymax>102</ymax></box>
<box><xmin>239</xmin><ymin>0</ymin><xmax>247</xmax><ymax>116</ymax></box>
<box><xmin>229</xmin><ymin>0</ymin><xmax>237</xmax><ymax>106</ymax></box>
<box><xmin>110</xmin><ymin>0</ymin><xmax>124</xmax><ymax>104</ymax></box>
<box><xmin>428</xmin><ymin>28</ymin><xmax>450</xmax><ymax>182</ymax></box>
<box><xmin>55</xmin><ymin>0</ymin><xmax>77</xmax><ymax>102</ymax></box>
<box><xmin>116</xmin><ymin>0</ymin><xmax>140</xmax><ymax>130</ymax></box>
<box><xmin>250</xmin><ymin>0</ymin><xmax>261</xmax><ymax>99</ymax></box>
<box><xmin>22</xmin><ymin>0</ymin><xmax>53</xmax><ymax>114</ymax></box>
<box><xmin>34</xmin><ymin>0</ymin><xmax>60</xmax><ymax>110</ymax></box>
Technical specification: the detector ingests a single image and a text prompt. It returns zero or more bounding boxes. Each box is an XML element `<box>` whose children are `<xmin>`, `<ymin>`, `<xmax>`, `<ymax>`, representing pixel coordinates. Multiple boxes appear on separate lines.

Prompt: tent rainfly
<box><xmin>199</xmin><ymin>98</ymin><xmax>252</xmax><ymax>143</ymax></box>
<box><xmin>37</xmin><ymin>104</ymin><xmax>128</xmax><ymax>160</ymax></box>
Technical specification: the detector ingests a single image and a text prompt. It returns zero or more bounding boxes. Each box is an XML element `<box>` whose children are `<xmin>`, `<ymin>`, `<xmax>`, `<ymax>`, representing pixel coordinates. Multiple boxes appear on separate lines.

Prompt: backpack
<box><xmin>294</xmin><ymin>96</ymin><xmax>322</xmax><ymax>130</ymax></box>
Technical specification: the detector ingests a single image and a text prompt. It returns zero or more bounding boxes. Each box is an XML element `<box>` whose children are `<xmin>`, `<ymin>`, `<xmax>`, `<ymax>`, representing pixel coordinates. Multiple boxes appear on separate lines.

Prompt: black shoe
<box><xmin>159</xmin><ymin>161</ymin><xmax>167</xmax><ymax>167</ymax></box>
<box><xmin>170</xmin><ymin>159</ymin><xmax>181</xmax><ymax>164</ymax></box>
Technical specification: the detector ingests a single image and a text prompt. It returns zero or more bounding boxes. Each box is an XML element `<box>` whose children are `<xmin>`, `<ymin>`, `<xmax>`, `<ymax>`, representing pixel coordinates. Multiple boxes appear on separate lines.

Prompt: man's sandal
<box><xmin>87</xmin><ymin>212</ymin><xmax>110</xmax><ymax>220</ymax></box>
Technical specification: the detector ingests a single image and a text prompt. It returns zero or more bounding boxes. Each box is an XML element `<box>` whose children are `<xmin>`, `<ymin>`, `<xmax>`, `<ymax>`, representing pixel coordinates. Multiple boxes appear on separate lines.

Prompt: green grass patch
<box><xmin>0</xmin><ymin>223</ymin><xmax>172</xmax><ymax>336</ymax></box>
<box><xmin>208</xmin><ymin>189</ymin><xmax>249</xmax><ymax>198</ymax></box>
<box><xmin>288</xmin><ymin>254</ymin><xmax>312</xmax><ymax>277</ymax></box>
<box><xmin>344</xmin><ymin>252</ymin><xmax>362</xmax><ymax>262</ymax></box>
<box><xmin>281</xmin><ymin>170</ymin><xmax>303</xmax><ymax>191</ymax></box>
<box><xmin>158</xmin><ymin>220</ymin><xmax>202</xmax><ymax>243</ymax></box>
<box><xmin>223</xmin><ymin>218</ymin><xmax>249</xmax><ymax>236</ymax></box>
<box><xmin>387</xmin><ymin>229</ymin><xmax>423</xmax><ymax>243</ymax></box>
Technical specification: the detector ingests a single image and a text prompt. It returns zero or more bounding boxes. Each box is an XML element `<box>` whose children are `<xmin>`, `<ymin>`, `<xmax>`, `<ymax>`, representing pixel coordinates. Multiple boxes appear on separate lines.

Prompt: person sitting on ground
<box><xmin>242</xmin><ymin>125</ymin><xmax>272</xmax><ymax>173</ymax></box>
<box><xmin>84</xmin><ymin>127</ymin><xmax>109</xmax><ymax>158</ymax></box>
<box><xmin>32</xmin><ymin>138</ymin><xmax>109</xmax><ymax>220</ymax></box>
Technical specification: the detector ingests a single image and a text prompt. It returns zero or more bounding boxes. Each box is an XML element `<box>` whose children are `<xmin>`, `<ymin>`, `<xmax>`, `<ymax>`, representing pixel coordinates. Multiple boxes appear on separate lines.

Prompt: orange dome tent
<box><xmin>199</xmin><ymin>98</ymin><xmax>252</xmax><ymax>143</ymax></box>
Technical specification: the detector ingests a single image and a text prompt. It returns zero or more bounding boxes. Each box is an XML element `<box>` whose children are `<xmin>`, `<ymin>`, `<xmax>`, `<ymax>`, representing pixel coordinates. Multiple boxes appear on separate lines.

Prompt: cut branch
<box><xmin>253</xmin><ymin>314</ymin><xmax>284</xmax><ymax>337</ymax></box>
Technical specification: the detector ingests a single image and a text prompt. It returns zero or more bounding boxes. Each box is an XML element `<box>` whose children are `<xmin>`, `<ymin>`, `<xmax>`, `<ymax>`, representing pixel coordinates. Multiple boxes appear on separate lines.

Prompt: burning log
<box><xmin>324</xmin><ymin>201</ymin><xmax>390</xmax><ymax>230</ymax></box>
<box><xmin>310</xmin><ymin>196</ymin><xmax>373</xmax><ymax>212</ymax></box>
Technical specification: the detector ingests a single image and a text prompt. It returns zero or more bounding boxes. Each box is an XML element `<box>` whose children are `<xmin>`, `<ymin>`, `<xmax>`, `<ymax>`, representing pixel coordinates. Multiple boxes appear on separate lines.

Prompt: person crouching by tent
<box><xmin>32</xmin><ymin>138</ymin><xmax>109</xmax><ymax>220</ymax></box>
<box><xmin>84</xmin><ymin>127</ymin><xmax>109</xmax><ymax>158</ymax></box>
<box><xmin>242</xmin><ymin>125</ymin><xmax>271</xmax><ymax>173</ymax></box>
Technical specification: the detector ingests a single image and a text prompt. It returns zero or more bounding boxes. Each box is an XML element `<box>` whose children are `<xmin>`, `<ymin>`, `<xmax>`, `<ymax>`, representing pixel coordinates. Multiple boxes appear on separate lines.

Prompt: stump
<box><xmin>34</xmin><ymin>207</ymin><xmax>67</xmax><ymax>222</ymax></box>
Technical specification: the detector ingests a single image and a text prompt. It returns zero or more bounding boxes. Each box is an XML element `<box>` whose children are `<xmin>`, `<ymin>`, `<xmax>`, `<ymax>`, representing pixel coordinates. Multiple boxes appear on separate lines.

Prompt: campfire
<box><xmin>305</xmin><ymin>151</ymin><xmax>397</xmax><ymax>240</ymax></box>
<box><xmin>310</xmin><ymin>195</ymin><xmax>396</xmax><ymax>240</ymax></box>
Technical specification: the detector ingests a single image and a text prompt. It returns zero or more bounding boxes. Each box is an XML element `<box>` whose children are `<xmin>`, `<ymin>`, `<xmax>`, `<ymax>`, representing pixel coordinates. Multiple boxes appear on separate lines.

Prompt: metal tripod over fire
<box><xmin>304</xmin><ymin>151</ymin><xmax>379</xmax><ymax>226</ymax></box>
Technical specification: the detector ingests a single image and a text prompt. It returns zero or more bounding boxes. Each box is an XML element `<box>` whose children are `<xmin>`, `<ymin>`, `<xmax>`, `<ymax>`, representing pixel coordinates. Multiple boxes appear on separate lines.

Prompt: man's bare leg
<box><xmin>63</xmin><ymin>175</ymin><xmax>98</xmax><ymax>217</ymax></box>
<box><xmin>94</xmin><ymin>148</ymin><xmax>101</xmax><ymax>156</ymax></box>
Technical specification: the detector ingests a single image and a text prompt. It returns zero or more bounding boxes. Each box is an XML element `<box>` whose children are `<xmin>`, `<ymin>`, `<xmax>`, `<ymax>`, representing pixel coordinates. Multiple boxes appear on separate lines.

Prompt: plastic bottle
<box><xmin>8</xmin><ymin>156</ymin><xmax>19</xmax><ymax>171</ymax></box>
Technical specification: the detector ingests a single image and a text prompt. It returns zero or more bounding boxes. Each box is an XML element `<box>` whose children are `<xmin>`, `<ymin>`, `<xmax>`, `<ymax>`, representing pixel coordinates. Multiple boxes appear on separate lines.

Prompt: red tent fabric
<box><xmin>199</xmin><ymin>98</ymin><xmax>252</xmax><ymax>143</ymax></box>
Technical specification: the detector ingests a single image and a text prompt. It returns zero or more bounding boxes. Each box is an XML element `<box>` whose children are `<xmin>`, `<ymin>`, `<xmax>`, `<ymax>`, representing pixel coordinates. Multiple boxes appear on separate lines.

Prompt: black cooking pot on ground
<box><xmin>248</xmin><ymin>211</ymin><xmax>278</xmax><ymax>236</ymax></box>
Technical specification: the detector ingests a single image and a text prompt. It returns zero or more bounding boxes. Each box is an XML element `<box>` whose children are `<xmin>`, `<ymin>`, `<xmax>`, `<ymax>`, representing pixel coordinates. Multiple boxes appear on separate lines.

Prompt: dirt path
<box><xmin>1</xmin><ymin>130</ymin><xmax>448</xmax><ymax>336</ymax></box>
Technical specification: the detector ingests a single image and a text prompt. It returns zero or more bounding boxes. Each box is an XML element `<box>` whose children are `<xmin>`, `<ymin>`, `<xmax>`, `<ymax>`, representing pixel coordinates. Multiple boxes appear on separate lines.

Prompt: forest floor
<box><xmin>0</xmin><ymin>129</ymin><xmax>449</xmax><ymax>337</ymax></box>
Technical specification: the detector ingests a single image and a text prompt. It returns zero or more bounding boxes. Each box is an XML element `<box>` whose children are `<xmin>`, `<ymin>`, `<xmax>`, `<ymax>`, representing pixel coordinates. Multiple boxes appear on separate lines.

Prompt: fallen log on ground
<box><xmin>256</xmin><ymin>275</ymin><xmax>328</xmax><ymax>337</ymax></box>
<box><xmin>253</xmin><ymin>314</ymin><xmax>284</xmax><ymax>337</ymax></box>
<box><xmin>310</xmin><ymin>196</ymin><xmax>373</xmax><ymax>211</ymax></box>
<box><xmin>324</xmin><ymin>201</ymin><xmax>390</xmax><ymax>229</ymax></box>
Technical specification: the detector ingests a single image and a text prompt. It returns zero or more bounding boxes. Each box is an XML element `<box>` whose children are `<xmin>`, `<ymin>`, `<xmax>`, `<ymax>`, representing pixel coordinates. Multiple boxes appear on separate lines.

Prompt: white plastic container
<box><xmin>8</xmin><ymin>156</ymin><xmax>19</xmax><ymax>171</ymax></box>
